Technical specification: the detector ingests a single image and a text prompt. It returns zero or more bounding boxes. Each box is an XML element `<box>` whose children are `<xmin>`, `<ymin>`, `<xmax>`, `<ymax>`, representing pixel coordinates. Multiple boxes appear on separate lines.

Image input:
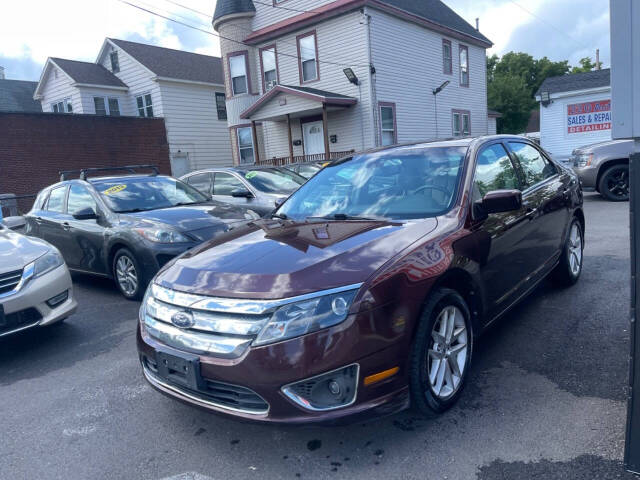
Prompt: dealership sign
<box><xmin>567</xmin><ymin>99</ymin><xmax>612</xmax><ymax>134</ymax></box>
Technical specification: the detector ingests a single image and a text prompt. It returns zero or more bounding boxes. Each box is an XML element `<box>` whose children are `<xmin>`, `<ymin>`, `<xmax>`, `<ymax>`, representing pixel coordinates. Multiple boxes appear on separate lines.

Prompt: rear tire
<box><xmin>551</xmin><ymin>217</ymin><xmax>584</xmax><ymax>287</ymax></box>
<box><xmin>598</xmin><ymin>164</ymin><xmax>629</xmax><ymax>201</ymax></box>
<box><xmin>409</xmin><ymin>288</ymin><xmax>473</xmax><ymax>416</ymax></box>
<box><xmin>113</xmin><ymin>248</ymin><xmax>144</xmax><ymax>300</ymax></box>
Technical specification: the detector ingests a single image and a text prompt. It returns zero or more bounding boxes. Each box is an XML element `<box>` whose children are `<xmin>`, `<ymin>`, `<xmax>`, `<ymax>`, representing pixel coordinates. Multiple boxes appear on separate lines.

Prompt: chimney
<box><xmin>475</xmin><ymin>18</ymin><xmax>479</xmax><ymax>30</ymax></box>
<box><xmin>0</xmin><ymin>67</ymin><xmax>4</xmax><ymax>80</ymax></box>
<box><xmin>596</xmin><ymin>49</ymin><xmax>601</xmax><ymax>70</ymax></box>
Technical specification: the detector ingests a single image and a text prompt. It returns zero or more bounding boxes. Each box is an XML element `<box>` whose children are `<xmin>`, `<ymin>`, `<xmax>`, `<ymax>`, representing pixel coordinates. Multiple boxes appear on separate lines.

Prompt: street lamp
<box><xmin>432</xmin><ymin>80</ymin><xmax>450</xmax><ymax>139</ymax></box>
<box><xmin>343</xmin><ymin>68</ymin><xmax>359</xmax><ymax>86</ymax></box>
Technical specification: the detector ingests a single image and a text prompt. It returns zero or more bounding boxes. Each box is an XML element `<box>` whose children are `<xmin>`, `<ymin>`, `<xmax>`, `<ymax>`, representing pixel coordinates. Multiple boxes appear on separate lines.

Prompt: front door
<box><xmin>302</xmin><ymin>121</ymin><xmax>325</xmax><ymax>156</ymax></box>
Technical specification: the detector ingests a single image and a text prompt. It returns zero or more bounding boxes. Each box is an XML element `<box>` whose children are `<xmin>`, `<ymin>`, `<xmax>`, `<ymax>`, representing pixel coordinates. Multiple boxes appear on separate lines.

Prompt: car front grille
<box><xmin>0</xmin><ymin>307</ymin><xmax>42</xmax><ymax>336</ymax></box>
<box><xmin>0</xmin><ymin>268</ymin><xmax>23</xmax><ymax>295</ymax></box>
<box><xmin>143</xmin><ymin>356</ymin><xmax>269</xmax><ymax>414</ymax></box>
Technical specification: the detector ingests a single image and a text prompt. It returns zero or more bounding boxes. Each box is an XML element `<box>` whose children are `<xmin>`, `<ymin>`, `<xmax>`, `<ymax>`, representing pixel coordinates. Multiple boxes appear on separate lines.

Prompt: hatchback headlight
<box><xmin>32</xmin><ymin>249</ymin><xmax>64</xmax><ymax>277</ymax></box>
<box><xmin>254</xmin><ymin>289</ymin><xmax>358</xmax><ymax>346</ymax></box>
<box><xmin>133</xmin><ymin>227</ymin><xmax>190</xmax><ymax>243</ymax></box>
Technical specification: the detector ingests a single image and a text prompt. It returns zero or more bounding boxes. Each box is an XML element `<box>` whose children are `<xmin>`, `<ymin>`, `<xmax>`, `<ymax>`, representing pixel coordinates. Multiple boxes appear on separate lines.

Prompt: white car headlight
<box><xmin>133</xmin><ymin>227</ymin><xmax>190</xmax><ymax>243</ymax></box>
<box><xmin>32</xmin><ymin>249</ymin><xmax>64</xmax><ymax>277</ymax></box>
<box><xmin>253</xmin><ymin>289</ymin><xmax>358</xmax><ymax>346</ymax></box>
<box><xmin>575</xmin><ymin>153</ymin><xmax>593</xmax><ymax>167</ymax></box>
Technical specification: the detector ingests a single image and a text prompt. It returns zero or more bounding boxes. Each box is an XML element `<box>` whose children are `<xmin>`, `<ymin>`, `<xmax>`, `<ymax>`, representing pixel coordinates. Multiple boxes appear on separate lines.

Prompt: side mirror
<box><xmin>231</xmin><ymin>188</ymin><xmax>253</xmax><ymax>198</ymax></box>
<box><xmin>72</xmin><ymin>207</ymin><xmax>98</xmax><ymax>220</ymax></box>
<box><xmin>474</xmin><ymin>189</ymin><xmax>522</xmax><ymax>220</ymax></box>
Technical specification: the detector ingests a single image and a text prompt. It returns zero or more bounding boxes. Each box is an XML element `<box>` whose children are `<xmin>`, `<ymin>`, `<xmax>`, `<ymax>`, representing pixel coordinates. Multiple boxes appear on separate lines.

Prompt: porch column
<box><xmin>286</xmin><ymin>114</ymin><xmax>294</xmax><ymax>164</ymax></box>
<box><xmin>251</xmin><ymin>121</ymin><xmax>260</xmax><ymax>164</ymax></box>
<box><xmin>322</xmin><ymin>103</ymin><xmax>330</xmax><ymax>162</ymax></box>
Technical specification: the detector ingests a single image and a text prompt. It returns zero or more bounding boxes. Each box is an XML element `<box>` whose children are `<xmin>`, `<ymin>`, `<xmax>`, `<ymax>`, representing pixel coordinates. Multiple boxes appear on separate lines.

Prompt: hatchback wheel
<box><xmin>598</xmin><ymin>165</ymin><xmax>629</xmax><ymax>201</ymax></box>
<box><xmin>409</xmin><ymin>288</ymin><xmax>473</xmax><ymax>416</ymax></box>
<box><xmin>113</xmin><ymin>248</ymin><xmax>143</xmax><ymax>300</ymax></box>
<box><xmin>551</xmin><ymin>217</ymin><xmax>584</xmax><ymax>286</ymax></box>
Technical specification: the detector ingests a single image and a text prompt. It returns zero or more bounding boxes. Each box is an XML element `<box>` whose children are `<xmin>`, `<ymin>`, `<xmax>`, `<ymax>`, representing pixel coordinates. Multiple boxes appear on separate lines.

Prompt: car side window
<box><xmin>473</xmin><ymin>143</ymin><xmax>520</xmax><ymax>201</ymax></box>
<box><xmin>214</xmin><ymin>173</ymin><xmax>245</xmax><ymax>196</ymax></box>
<box><xmin>186</xmin><ymin>173</ymin><xmax>212</xmax><ymax>195</ymax></box>
<box><xmin>67</xmin><ymin>184</ymin><xmax>97</xmax><ymax>216</ymax></box>
<box><xmin>508</xmin><ymin>142</ymin><xmax>557</xmax><ymax>189</ymax></box>
<box><xmin>46</xmin><ymin>186</ymin><xmax>67</xmax><ymax>213</ymax></box>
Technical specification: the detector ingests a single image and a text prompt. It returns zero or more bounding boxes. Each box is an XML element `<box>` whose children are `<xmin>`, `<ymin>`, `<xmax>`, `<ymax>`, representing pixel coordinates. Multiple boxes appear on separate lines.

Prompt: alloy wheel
<box><xmin>116</xmin><ymin>255</ymin><xmax>138</xmax><ymax>296</ymax></box>
<box><xmin>606</xmin><ymin>169</ymin><xmax>629</xmax><ymax>199</ymax></box>
<box><xmin>568</xmin><ymin>223</ymin><xmax>583</xmax><ymax>276</ymax></box>
<box><xmin>427</xmin><ymin>305</ymin><xmax>468</xmax><ymax>400</ymax></box>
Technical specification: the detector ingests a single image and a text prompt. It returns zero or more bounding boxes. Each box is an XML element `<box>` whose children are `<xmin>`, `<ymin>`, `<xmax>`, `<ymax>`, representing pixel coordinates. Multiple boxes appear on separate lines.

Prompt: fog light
<box><xmin>46</xmin><ymin>290</ymin><xmax>68</xmax><ymax>308</ymax></box>
<box><xmin>282</xmin><ymin>364</ymin><xmax>359</xmax><ymax>411</ymax></box>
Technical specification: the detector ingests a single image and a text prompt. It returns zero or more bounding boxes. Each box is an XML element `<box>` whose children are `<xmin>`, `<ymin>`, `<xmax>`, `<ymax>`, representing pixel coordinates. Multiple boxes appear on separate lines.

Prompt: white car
<box><xmin>0</xmin><ymin>223</ymin><xmax>77</xmax><ymax>337</ymax></box>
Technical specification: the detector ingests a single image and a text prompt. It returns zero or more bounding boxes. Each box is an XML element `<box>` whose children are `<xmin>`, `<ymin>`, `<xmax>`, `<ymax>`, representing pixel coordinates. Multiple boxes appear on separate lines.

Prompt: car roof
<box><xmin>88</xmin><ymin>174</ymin><xmax>172</xmax><ymax>184</ymax></box>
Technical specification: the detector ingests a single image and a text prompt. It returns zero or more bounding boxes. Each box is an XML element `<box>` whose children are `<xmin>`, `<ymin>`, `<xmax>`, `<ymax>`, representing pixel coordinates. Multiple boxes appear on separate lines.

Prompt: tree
<box><xmin>571</xmin><ymin>57</ymin><xmax>596</xmax><ymax>73</ymax></box>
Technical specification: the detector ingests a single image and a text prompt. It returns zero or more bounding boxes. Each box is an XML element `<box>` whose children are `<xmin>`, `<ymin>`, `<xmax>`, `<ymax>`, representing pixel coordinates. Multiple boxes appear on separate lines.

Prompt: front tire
<box><xmin>409</xmin><ymin>288</ymin><xmax>473</xmax><ymax>416</ymax></box>
<box><xmin>551</xmin><ymin>217</ymin><xmax>584</xmax><ymax>286</ymax></box>
<box><xmin>598</xmin><ymin>164</ymin><xmax>629</xmax><ymax>201</ymax></box>
<box><xmin>113</xmin><ymin>248</ymin><xmax>144</xmax><ymax>300</ymax></box>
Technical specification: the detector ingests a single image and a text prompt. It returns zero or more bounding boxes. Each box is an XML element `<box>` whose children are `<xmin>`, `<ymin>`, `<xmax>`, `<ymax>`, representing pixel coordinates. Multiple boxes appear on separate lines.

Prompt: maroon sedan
<box><xmin>137</xmin><ymin>135</ymin><xmax>584</xmax><ymax>423</ymax></box>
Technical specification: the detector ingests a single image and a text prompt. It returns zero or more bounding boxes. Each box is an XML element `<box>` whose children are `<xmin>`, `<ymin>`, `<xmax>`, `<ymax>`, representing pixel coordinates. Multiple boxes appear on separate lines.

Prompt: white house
<box><xmin>212</xmin><ymin>0</ymin><xmax>494</xmax><ymax>166</ymax></box>
<box><xmin>33</xmin><ymin>39</ymin><xmax>232</xmax><ymax>176</ymax></box>
<box><xmin>535</xmin><ymin>68</ymin><xmax>611</xmax><ymax>161</ymax></box>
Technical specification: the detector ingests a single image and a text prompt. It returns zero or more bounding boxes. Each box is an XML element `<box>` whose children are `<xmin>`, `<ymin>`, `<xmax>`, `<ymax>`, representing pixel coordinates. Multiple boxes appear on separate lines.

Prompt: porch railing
<box><xmin>255</xmin><ymin>150</ymin><xmax>355</xmax><ymax>167</ymax></box>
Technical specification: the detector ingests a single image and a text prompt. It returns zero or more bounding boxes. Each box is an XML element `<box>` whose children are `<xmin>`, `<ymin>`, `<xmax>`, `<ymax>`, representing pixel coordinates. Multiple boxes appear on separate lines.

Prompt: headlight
<box><xmin>254</xmin><ymin>289</ymin><xmax>358</xmax><ymax>346</ymax></box>
<box><xmin>133</xmin><ymin>227</ymin><xmax>190</xmax><ymax>243</ymax></box>
<box><xmin>32</xmin><ymin>249</ymin><xmax>64</xmax><ymax>277</ymax></box>
<box><xmin>575</xmin><ymin>153</ymin><xmax>593</xmax><ymax>167</ymax></box>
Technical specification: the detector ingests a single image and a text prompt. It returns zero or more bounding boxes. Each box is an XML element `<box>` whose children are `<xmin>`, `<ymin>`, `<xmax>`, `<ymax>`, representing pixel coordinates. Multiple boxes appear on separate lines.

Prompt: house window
<box><xmin>52</xmin><ymin>99</ymin><xmax>72</xmax><ymax>113</ymax></box>
<box><xmin>93</xmin><ymin>97</ymin><xmax>120</xmax><ymax>116</ymax></box>
<box><xmin>237</xmin><ymin>127</ymin><xmax>255</xmax><ymax>164</ymax></box>
<box><xmin>229</xmin><ymin>53</ymin><xmax>249</xmax><ymax>95</ymax></box>
<box><xmin>459</xmin><ymin>45</ymin><xmax>469</xmax><ymax>86</ymax></box>
<box><xmin>215</xmin><ymin>92</ymin><xmax>227</xmax><ymax>120</ymax></box>
<box><xmin>297</xmin><ymin>32</ymin><xmax>318</xmax><ymax>83</ymax></box>
<box><xmin>261</xmin><ymin>46</ymin><xmax>278</xmax><ymax>92</ymax></box>
<box><xmin>136</xmin><ymin>94</ymin><xmax>154</xmax><ymax>117</ymax></box>
<box><xmin>442</xmin><ymin>39</ymin><xmax>452</xmax><ymax>74</ymax></box>
<box><xmin>110</xmin><ymin>51</ymin><xmax>120</xmax><ymax>73</ymax></box>
<box><xmin>379</xmin><ymin>103</ymin><xmax>397</xmax><ymax>146</ymax></box>
<box><xmin>453</xmin><ymin>110</ymin><xmax>471</xmax><ymax>136</ymax></box>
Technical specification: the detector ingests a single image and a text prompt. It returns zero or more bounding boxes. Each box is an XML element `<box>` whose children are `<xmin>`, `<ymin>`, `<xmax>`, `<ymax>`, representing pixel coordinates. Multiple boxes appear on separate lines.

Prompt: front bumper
<box><xmin>137</xmin><ymin>307</ymin><xmax>413</xmax><ymax>424</ymax></box>
<box><xmin>0</xmin><ymin>264</ymin><xmax>77</xmax><ymax>336</ymax></box>
<box><xmin>572</xmin><ymin>165</ymin><xmax>598</xmax><ymax>189</ymax></box>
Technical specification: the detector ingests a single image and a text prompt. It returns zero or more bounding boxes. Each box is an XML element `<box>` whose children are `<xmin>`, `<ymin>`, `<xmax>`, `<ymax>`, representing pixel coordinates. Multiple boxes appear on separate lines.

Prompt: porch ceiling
<box><xmin>240</xmin><ymin>84</ymin><xmax>357</xmax><ymax>122</ymax></box>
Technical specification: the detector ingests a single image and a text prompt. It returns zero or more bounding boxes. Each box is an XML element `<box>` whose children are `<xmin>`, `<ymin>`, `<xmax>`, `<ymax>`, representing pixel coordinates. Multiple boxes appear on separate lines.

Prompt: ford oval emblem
<box><xmin>171</xmin><ymin>311</ymin><xmax>195</xmax><ymax>329</ymax></box>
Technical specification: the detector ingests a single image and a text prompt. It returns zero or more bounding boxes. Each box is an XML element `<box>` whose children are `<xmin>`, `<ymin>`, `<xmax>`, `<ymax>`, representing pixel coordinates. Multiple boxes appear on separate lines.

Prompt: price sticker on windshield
<box><xmin>103</xmin><ymin>184</ymin><xmax>127</xmax><ymax>195</ymax></box>
<box><xmin>245</xmin><ymin>171</ymin><xmax>258</xmax><ymax>179</ymax></box>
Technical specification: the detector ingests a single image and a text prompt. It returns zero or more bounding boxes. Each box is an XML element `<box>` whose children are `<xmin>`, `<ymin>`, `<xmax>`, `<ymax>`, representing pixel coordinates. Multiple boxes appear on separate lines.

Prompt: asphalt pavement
<box><xmin>0</xmin><ymin>192</ymin><xmax>635</xmax><ymax>480</ymax></box>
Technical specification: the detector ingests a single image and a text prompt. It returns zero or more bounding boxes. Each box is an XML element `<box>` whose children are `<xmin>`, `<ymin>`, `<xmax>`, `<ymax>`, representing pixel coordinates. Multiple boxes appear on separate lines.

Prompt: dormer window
<box><xmin>297</xmin><ymin>32</ymin><xmax>319</xmax><ymax>83</ymax></box>
<box><xmin>229</xmin><ymin>52</ymin><xmax>249</xmax><ymax>95</ymax></box>
<box><xmin>110</xmin><ymin>51</ymin><xmax>120</xmax><ymax>73</ymax></box>
<box><xmin>260</xmin><ymin>46</ymin><xmax>278</xmax><ymax>92</ymax></box>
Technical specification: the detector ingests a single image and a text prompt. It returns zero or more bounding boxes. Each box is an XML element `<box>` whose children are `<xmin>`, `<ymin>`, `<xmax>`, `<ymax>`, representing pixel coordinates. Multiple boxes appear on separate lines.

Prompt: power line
<box><xmin>115</xmin><ymin>0</ymin><xmax>370</xmax><ymax>68</ymax></box>
<box><xmin>161</xmin><ymin>0</ymin><xmax>212</xmax><ymax>19</ymax></box>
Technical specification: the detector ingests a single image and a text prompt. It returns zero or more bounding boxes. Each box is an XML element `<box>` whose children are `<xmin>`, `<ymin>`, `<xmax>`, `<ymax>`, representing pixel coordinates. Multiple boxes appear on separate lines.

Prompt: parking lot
<box><xmin>0</xmin><ymin>192</ymin><xmax>635</xmax><ymax>480</ymax></box>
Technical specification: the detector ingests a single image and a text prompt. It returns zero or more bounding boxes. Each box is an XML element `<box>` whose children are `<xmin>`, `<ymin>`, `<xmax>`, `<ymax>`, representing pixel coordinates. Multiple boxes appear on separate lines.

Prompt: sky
<box><xmin>0</xmin><ymin>0</ymin><xmax>611</xmax><ymax>82</ymax></box>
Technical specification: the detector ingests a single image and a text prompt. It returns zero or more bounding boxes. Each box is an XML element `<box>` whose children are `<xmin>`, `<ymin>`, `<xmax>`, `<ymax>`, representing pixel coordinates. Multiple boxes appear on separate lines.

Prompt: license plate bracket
<box><xmin>155</xmin><ymin>348</ymin><xmax>202</xmax><ymax>391</ymax></box>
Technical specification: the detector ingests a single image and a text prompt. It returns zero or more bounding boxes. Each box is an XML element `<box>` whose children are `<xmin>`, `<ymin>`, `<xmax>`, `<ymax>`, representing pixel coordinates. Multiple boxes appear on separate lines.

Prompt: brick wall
<box><xmin>0</xmin><ymin>112</ymin><xmax>171</xmax><ymax>211</ymax></box>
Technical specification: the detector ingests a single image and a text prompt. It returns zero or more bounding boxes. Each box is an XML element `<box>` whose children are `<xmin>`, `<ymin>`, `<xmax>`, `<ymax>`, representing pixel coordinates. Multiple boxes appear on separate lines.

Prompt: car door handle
<box><xmin>525</xmin><ymin>208</ymin><xmax>538</xmax><ymax>220</ymax></box>
<box><xmin>62</xmin><ymin>222</ymin><xmax>71</xmax><ymax>231</ymax></box>
<box><xmin>34</xmin><ymin>216</ymin><xmax>43</xmax><ymax>225</ymax></box>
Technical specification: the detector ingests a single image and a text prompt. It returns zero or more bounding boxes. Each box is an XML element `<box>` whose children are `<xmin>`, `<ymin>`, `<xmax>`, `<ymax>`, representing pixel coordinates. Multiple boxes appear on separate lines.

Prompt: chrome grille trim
<box><xmin>0</xmin><ymin>263</ymin><xmax>34</xmax><ymax>299</ymax></box>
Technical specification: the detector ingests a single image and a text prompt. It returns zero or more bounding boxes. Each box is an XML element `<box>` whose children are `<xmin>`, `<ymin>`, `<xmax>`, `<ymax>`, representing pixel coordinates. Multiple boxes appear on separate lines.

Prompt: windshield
<box><xmin>96</xmin><ymin>176</ymin><xmax>208</xmax><ymax>213</ymax></box>
<box><xmin>239</xmin><ymin>168</ymin><xmax>305</xmax><ymax>194</ymax></box>
<box><xmin>277</xmin><ymin>146</ymin><xmax>466</xmax><ymax>221</ymax></box>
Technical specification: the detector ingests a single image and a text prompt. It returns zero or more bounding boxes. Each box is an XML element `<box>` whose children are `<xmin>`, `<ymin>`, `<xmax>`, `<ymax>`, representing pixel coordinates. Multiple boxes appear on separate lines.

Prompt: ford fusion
<box><xmin>138</xmin><ymin>136</ymin><xmax>584</xmax><ymax>423</ymax></box>
<box><xmin>25</xmin><ymin>169</ymin><xmax>259</xmax><ymax>300</ymax></box>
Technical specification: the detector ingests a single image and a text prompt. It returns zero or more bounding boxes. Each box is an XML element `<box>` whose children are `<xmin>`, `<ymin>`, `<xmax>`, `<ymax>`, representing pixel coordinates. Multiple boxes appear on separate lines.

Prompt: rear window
<box><xmin>239</xmin><ymin>168</ymin><xmax>305</xmax><ymax>194</ymax></box>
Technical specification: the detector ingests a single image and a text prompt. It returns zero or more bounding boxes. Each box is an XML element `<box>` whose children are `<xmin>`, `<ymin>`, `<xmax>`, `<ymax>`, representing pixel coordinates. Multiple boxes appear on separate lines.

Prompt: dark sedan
<box><xmin>24</xmin><ymin>173</ymin><xmax>258</xmax><ymax>299</ymax></box>
<box><xmin>139</xmin><ymin>136</ymin><xmax>584</xmax><ymax>423</ymax></box>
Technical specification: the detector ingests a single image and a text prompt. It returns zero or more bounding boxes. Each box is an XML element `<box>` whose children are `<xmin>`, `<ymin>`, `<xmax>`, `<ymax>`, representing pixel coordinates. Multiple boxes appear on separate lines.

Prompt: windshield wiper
<box><xmin>306</xmin><ymin>213</ymin><xmax>385</xmax><ymax>221</ymax></box>
<box><xmin>272</xmin><ymin>213</ymin><xmax>288</xmax><ymax>220</ymax></box>
<box><xmin>114</xmin><ymin>207</ymin><xmax>156</xmax><ymax>214</ymax></box>
<box><xmin>174</xmin><ymin>200</ymin><xmax>208</xmax><ymax>207</ymax></box>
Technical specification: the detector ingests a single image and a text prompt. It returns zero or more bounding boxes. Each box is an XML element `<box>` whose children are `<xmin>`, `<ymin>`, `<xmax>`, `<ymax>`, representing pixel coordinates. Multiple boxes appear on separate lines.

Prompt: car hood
<box><xmin>0</xmin><ymin>227</ymin><xmax>51</xmax><ymax>272</ymax></box>
<box><xmin>573</xmin><ymin>139</ymin><xmax>635</xmax><ymax>154</ymax></box>
<box><xmin>119</xmin><ymin>202</ymin><xmax>257</xmax><ymax>239</ymax></box>
<box><xmin>155</xmin><ymin>217</ymin><xmax>438</xmax><ymax>299</ymax></box>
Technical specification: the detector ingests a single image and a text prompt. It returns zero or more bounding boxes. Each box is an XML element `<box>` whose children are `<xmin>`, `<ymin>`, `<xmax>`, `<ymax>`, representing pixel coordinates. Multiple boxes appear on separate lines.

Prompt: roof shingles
<box><xmin>50</xmin><ymin>58</ymin><xmax>127</xmax><ymax>87</ymax></box>
<box><xmin>536</xmin><ymin>69</ymin><xmax>611</xmax><ymax>97</ymax></box>
<box><xmin>0</xmin><ymin>79</ymin><xmax>42</xmax><ymax>113</ymax></box>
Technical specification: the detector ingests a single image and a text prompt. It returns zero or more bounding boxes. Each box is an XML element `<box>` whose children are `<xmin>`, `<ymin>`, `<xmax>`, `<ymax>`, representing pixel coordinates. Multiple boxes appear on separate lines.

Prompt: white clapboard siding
<box><xmin>539</xmin><ymin>89</ymin><xmax>612</xmax><ymax>161</ymax></box>
<box><xmin>76</xmin><ymin>88</ymin><xmax>131</xmax><ymax>116</ymax></box>
<box><xmin>369</xmin><ymin>8</ymin><xmax>488</xmax><ymax>142</ymax></box>
<box><xmin>39</xmin><ymin>65</ymin><xmax>83</xmax><ymax>113</ymax></box>
<box><xmin>252</xmin><ymin>0</ymin><xmax>336</xmax><ymax>31</ymax></box>
<box><xmin>159</xmin><ymin>81</ymin><xmax>233</xmax><ymax>170</ymax></box>
<box><xmin>98</xmin><ymin>43</ymin><xmax>164</xmax><ymax>117</ymax></box>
